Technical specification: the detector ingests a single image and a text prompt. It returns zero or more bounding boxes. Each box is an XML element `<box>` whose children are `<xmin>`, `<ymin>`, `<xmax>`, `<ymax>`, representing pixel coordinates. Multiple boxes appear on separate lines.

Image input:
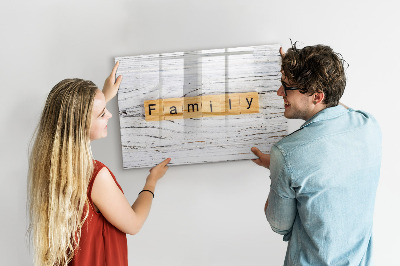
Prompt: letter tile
<box><xmin>144</xmin><ymin>99</ymin><xmax>162</xmax><ymax>121</ymax></box>
<box><xmin>183</xmin><ymin>96</ymin><xmax>202</xmax><ymax>119</ymax></box>
<box><xmin>226</xmin><ymin>93</ymin><xmax>240</xmax><ymax>115</ymax></box>
<box><xmin>202</xmin><ymin>94</ymin><xmax>226</xmax><ymax>117</ymax></box>
<box><xmin>163</xmin><ymin>98</ymin><xmax>183</xmax><ymax>120</ymax></box>
<box><xmin>240</xmin><ymin>92</ymin><xmax>259</xmax><ymax>114</ymax></box>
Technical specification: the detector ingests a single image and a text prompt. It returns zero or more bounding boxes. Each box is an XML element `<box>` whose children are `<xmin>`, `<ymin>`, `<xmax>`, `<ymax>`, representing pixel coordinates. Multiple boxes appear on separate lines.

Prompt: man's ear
<box><xmin>313</xmin><ymin>92</ymin><xmax>325</xmax><ymax>104</ymax></box>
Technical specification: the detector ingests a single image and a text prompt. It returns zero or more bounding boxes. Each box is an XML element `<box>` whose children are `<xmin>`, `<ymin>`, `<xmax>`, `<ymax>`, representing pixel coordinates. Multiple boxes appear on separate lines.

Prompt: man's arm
<box><xmin>266</xmin><ymin>189</ymin><xmax>296</xmax><ymax>238</ymax></box>
<box><xmin>251</xmin><ymin>147</ymin><xmax>271</xmax><ymax>213</ymax></box>
<box><xmin>251</xmin><ymin>145</ymin><xmax>296</xmax><ymax>238</ymax></box>
<box><xmin>265</xmin><ymin>146</ymin><xmax>297</xmax><ymax>239</ymax></box>
<box><xmin>339</xmin><ymin>102</ymin><xmax>349</xmax><ymax>109</ymax></box>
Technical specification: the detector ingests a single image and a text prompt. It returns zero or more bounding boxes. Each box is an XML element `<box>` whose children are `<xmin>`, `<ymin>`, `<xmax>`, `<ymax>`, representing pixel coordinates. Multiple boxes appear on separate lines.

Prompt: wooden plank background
<box><xmin>115</xmin><ymin>44</ymin><xmax>287</xmax><ymax>169</ymax></box>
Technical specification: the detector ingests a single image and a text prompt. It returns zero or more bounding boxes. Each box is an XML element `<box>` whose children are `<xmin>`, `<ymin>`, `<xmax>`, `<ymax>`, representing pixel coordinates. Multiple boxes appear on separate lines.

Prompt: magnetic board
<box><xmin>115</xmin><ymin>44</ymin><xmax>287</xmax><ymax>168</ymax></box>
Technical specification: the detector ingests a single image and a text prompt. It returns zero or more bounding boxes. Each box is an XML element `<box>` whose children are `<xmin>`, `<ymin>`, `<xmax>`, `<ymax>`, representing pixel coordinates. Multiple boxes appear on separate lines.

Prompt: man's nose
<box><xmin>277</xmin><ymin>85</ymin><xmax>285</xmax><ymax>96</ymax></box>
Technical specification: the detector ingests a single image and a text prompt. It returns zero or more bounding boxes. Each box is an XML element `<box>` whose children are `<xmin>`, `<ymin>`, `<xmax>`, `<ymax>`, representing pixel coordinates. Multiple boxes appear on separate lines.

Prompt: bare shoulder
<box><xmin>95</xmin><ymin>166</ymin><xmax>113</xmax><ymax>182</ymax></box>
<box><xmin>90</xmin><ymin>164</ymin><xmax>136</xmax><ymax>234</ymax></box>
<box><xmin>91</xmin><ymin>167</ymin><xmax>120</xmax><ymax>202</ymax></box>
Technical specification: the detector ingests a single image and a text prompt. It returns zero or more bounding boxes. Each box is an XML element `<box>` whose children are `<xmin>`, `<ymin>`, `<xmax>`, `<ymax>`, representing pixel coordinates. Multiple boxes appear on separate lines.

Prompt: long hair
<box><xmin>28</xmin><ymin>79</ymin><xmax>98</xmax><ymax>265</ymax></box>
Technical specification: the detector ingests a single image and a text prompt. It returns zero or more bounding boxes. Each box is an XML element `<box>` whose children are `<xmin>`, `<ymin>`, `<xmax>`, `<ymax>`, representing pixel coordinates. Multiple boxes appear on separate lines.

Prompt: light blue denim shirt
<box><xmin>266</xmin><ymin>105</ymin><xmax>382</xmax><ymax>266</ymax></box>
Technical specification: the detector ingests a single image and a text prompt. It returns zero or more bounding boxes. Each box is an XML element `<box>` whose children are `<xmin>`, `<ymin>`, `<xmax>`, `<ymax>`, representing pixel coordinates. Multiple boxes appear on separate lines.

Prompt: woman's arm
<box><xmin>91</xmin><ymin>158</ymin><xmax>171</xmax><ymax>235</ymax></box>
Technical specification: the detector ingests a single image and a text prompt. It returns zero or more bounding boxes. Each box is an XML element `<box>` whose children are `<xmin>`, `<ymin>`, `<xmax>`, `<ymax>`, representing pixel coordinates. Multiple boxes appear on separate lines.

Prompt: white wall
<box><xmin>1</xmin><ymin>0</ymin><xmax>398</xmax><ymax>265</ymax></box>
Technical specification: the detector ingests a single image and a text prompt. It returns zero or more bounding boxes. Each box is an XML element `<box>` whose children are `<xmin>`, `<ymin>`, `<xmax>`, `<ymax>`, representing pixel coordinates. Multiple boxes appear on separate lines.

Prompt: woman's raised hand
<box><xmin>103</xmin><ymin>61</ymin><xmax>123</xmax><ymax>103</ymax></box>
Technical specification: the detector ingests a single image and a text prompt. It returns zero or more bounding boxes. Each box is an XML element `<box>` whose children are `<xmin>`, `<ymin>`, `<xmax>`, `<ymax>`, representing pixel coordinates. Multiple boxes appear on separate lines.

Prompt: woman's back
<box><xmin>69</xmin><ymin>160</ymin><xmax>127</xmax><ymax>266</ymax></box>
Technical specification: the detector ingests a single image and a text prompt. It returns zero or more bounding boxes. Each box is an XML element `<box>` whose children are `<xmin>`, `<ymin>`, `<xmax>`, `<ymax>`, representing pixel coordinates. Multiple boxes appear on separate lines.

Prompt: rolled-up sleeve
<box><xmin>266</xmin><ymin>145</ymin><xmax>297</xmax><ymax>241</ymax></box>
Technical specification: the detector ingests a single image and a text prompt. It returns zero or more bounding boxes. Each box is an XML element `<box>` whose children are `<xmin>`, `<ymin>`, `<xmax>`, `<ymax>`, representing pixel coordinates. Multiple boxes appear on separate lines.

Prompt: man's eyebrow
<box><xmin>281</xmin><ymin>79</ymin><xmax>296</xmax><ymax>88</ymax></box>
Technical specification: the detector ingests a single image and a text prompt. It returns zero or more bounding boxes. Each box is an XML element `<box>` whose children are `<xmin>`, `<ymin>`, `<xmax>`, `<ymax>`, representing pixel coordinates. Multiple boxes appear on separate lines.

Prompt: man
<box><xmin>252</xmin><ymin>44</ymin><xmax>381</xmax><ymax>265</ymax></box>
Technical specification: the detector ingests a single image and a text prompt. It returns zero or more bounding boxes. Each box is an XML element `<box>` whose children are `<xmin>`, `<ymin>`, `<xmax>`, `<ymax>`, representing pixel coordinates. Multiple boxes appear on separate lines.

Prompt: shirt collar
<box><xmin>300</xmin><ymin>105</ymin><xmax>349</xmax><ymax>129</ymax></box>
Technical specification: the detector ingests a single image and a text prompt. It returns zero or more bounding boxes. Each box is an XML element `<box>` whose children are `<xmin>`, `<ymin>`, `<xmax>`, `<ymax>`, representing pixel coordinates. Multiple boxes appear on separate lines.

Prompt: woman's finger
<box><xmin>160</xmin><ymin>158</ymin><xmax>171</xmax><ymax>167</ymax></box>
<box><xmin>115</xmin><ymin>75</ymin><xmax>123</xmax><ymax>87</ymax></box>
<box><xmin>111</xmin><ymin>61</ymin><xmax>120</xmax><ymax>77</ymax></box>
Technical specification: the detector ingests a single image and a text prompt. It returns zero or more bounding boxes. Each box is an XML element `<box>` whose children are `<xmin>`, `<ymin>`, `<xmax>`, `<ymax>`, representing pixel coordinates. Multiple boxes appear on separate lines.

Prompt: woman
<box><xmin>27</xmin><ymin>62</ymin><xmax>170</xmax><ymax>266</ymax></box>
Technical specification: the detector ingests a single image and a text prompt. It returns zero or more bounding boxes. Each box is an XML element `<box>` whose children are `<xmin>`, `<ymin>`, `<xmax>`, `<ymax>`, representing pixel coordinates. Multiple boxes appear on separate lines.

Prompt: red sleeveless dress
<box><xmin>69</xmin><ymin>160</ymin><xmax>128</xmax><ymax>266</ymax></box>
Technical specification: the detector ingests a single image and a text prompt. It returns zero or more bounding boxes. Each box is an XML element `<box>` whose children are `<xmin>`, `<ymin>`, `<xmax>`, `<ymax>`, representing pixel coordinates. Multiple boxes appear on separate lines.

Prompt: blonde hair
<box><xmin>28</xmin><ymin>79</ymin><xmax>98</xmax><ymax>265</ymax></box>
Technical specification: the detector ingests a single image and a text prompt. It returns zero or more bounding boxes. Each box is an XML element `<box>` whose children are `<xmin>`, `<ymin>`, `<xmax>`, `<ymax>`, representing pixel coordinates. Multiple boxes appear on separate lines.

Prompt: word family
<box><xmin>144</xmin><ymin>92</ymin><xmax>259</xmax><ymax>121</ymax></box>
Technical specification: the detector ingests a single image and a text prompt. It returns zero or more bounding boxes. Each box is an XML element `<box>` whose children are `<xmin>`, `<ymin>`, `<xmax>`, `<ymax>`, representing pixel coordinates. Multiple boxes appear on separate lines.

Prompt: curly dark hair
<box><xmin>281</xmin><ymin>42</ymin><xmax>348</xmax><ymax>107</ymax></box>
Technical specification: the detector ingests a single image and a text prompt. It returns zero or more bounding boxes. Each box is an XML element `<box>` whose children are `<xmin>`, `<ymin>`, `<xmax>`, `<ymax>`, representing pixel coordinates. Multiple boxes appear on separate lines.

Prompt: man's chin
<box><xmin>284</xmin><ymin>112</ymin><xmax>299</xmax><ymax>120</ymax></box>
<box><xmin>283</xmin><ymin>111</ymin><xmax>292</xmax><ymax>119</ymax></box>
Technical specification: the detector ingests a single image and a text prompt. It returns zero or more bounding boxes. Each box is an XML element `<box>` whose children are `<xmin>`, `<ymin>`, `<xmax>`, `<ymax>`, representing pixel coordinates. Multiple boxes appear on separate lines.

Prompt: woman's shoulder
<box><xmin>90</xmin><ymin>160</ymin><xmax>107</xmax><ymax>188</ymax></box>
<box><xmin>93</xmin><ymin>160</ymin><xmax>115</xmax><ymax>177</ymax></box>
<box><xmin>91</xmin><ymin>160</ymin><xmax>123</xmax><ymax>193</ymax></box>
<box><xmin>93</xmin><ymin>159</ymin><xmax>105</xmax><ymax>169</ymax></box>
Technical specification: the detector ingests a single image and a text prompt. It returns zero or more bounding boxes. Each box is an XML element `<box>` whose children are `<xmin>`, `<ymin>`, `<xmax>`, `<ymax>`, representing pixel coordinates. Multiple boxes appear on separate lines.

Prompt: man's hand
<box><xmin>103</xmin><ymin>61</ymin><xmax>123</xmax><ymax>103</ymax></box>
<box><xmin>279</xmin><ymin>47</ymin><xmax>285</xmax><ymax>57</ymax></box>
<box><xmin>251</xmin><ymin>147</ymin><xmax>271</xmax><ymax>169</ymax></box>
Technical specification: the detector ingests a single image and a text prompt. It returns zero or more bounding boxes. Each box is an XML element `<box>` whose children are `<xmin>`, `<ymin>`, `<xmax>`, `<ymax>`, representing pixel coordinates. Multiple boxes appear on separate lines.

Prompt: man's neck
<box><xmin>304</xmin><ymin>104</ymin><xmax>327</xmax><ymax>121</ymax></box>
